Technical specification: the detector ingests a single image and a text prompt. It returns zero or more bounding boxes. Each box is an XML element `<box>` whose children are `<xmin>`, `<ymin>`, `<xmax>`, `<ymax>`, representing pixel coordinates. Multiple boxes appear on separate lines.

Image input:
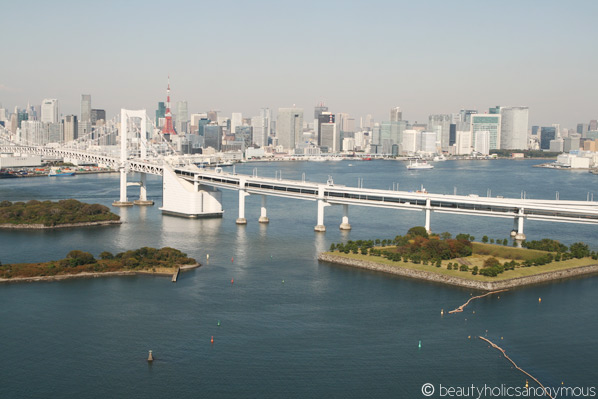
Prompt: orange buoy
<box><xmin>231</xmin><ymin>257</ymin><xmax>234</xmax><ymax>263</ymax></box>
<box><xmin>210</xmin><ymin>336</ymin><xmax>214</xmax><ymax>344</ymax></box>
<box><xmin>231</xmin><ymin>278</ymin><xmax>234</xmax><ymax>284</ymax></box>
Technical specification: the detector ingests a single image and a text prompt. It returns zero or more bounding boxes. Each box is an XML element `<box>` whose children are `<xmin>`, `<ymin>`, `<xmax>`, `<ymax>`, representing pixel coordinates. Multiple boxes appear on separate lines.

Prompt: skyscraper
<box><xmin>63</xmin><ymin>115</ymin><xmax>78</xmax><ymax>142</ymax></box>
<box><xmin>320</xmin><ymin>121</ymin><xmax>339</xmax><ymax>153</ymax></box>
<box><xmin>91</xmin><ymin>109</ymin><xmax>106</xmax><ymax>126</ymax></box>
<box><xmin>251</xmin><ymin>108</ymin><xmax>271</xmax><ymax>147</ymax></box>
<box><xmin>41</xmin><ymin>99</ymin><xmax>59</xmax><ymax>123</ymax></box>
<box><xmin>175</xmin><ymin>101</ymin><xmax>188</xmax><ymax>134</ymax></box>
<box><xmin>276</xmin><ymin>108</ymin><xmax>303</xmax><ymax>150</ymax></box>
<box><xmin>390</xmin><ymin>107</ymin><xmax>402</xmax><ymax>122</ymax></box>
<box><xmin>156</xmin><ymin>102</ymin><xmax>165</xmax><ymax>126</ymax></box>
<box><xmin>471</xmin><ymin>114</ymin><xmax>501</xmax><ymax>150</ymax></box>
<box><xmin>79</xmin><ymin>94</ymin><xmax>92</xmax><ymax>138</ymax></box>
<box><xmin>499</xmin><ymin>106</ymin><xmax>529</xmax><ymax>150</ymax></box>
<box><xmin>540</xmin><ymin>127</ymin><xmax>556</xmax><ymax>150</ymax></box>
<box><xmin>428</xmin><ymin>114</ymin><xmax>451</xmax><ymax>151</ymax></box>
<box><xmin>231</xmin><ymin>112</ymin><xmax>243</xmax><ymax>134</ymax></box>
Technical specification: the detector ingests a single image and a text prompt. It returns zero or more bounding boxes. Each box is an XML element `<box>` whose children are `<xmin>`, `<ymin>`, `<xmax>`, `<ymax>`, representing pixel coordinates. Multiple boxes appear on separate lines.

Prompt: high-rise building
<box><xmin>314</xmin><ymin>103</ymin><xmax>328</xmax><ymax>143</ymax></box>
<box><xmin>320</xmin><ymin>122</ymin><xmax>339</xmax><ymax>153</ymax></box>
<box><xmin>471</xmin><ymin>114</ymin><xmax>501</xmax><ymax>150</ymax></box>
<box><xmin>63</xmin><ymin>115</ymin><xmax>78</xmax><ymax>142</ymax></box>
<box><xmin>402</xmin><ymin>129</ymin><xmax>418</xmax><ymax>154</ymax></box>
<box><xmin>380</xmin><ymin>121</ymin><xmax>406</xmax><ymax>154</ymax></box>
<box><xmin>230</xmin><ymin>112</ymin><xmax>243</xmax><ymax>134</ymax></box>
<box><xmin>207</xmin><ymin>110</ymin><xmax>218</xmax><ymax>122</ymax></box>
<box><xmin>474</xmin><ymin>131</ymin><xmax>490</xmax><ymax>155</ymax></box>
<box><xmin>204</xmin><ymin>124</ymin><xmax>222</xmax><ymax>151</ymax></box>
<box><xmin>156</xmin><ymin>102</ymin><xmax>165</xmax><ymax>126</ymax></box>
<box><xmin>276</xmin><ymin>108</ymin><xmax>303</xmax><ymax>150</ymax></box>
<box><xmin>251</xmin><ymin>108</ymin><xmax>271</xmax><ymax>147</ymax></box>
<box><xmin>428</xmin><ymin>114</ymin><xmax>452</xmax><ymax>151</ymax></box>
<box><xmin>564</xmin><ymin>134</ymin><xmax>581</xmax><ymax>153</ymax></box>
<box><xmin>499</xmin><ymin>106</ymin><xmax>529</xmax><ymax>150</ymax></box>
<box><xmin>91</xmin><ymin>109</ymin><xmax>106</xmax><ymax>126</ymax></box>
<box><xmin>540</xmin><ymin>127</ymin><xmax>556</xmax><ymax>150</ymax></box>
<box><xmin>589</xmin><ymin>120</ymin><xmax>598</xmax><ymax>132</ymax></box>
<box><xmin>41</xmin><ymin>99</ymin><xmax>59</xmax><ymax>123</ymax></box>
<box><xmin>390</xmin><ymin>107</ymin><xmax>402</xmax><ymax>122</ymax></box>
<box><xmin>317</xmin><ymin>112</ymin><xmax>335</xmax><ymax>146</ymax></box>
<box><xmin>455</xmin><ymin>131</ymin><xmax>472</xmax><ymax>155</ymax></box>
<box><xmin>458</xmin><ymin>109</ymin><xmax>477</xmax><ymax>131</ymax></box>
<box><xmin>81</xmin><ymin>95</ymin><xmax>91</xmax><ymax>124</ymax></box>
<box><xmin>577</xmin><ymin>123</ymin><xmax>588</xmax><ymax>137</ymax></box>
<box><xmin>175</xmin><ymin>101</ymin><xmax>188</xmax><ymax>134</ymax></box>
<box><xmin>420</xmin><ymin>131</ymin><xmax>437</xmax><ymax>154</ymax></box>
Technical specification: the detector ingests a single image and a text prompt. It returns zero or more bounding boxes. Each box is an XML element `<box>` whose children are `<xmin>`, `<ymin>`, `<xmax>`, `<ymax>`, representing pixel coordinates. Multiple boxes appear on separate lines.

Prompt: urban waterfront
<box><xmin>1</xmin><ymin>159</ymin><xmax>598</xmax><ymax>398</ymax></box>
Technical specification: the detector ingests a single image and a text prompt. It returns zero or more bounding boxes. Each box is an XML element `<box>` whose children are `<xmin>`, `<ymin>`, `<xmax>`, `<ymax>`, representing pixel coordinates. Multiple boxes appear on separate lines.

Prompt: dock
<box><xmin>172</xmin><ymin>267</ymin><xmax>180</xmax><ymax>283</ymax></box>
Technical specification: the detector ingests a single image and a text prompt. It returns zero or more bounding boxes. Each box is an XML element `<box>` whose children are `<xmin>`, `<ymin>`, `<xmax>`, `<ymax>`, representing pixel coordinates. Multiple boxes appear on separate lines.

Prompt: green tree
<box><xmin>99</xmin><ymin>251</ymin><xmax>114</xmax><ymax>260</ymax></box>
<box><xmin>570</xmin><ymin>242</ymin><xmax>590</xmax><ymax>259</ymax></box>
<box><xmin>440</xmin><ymin>232</ymin><xmax>452</xmax><ymax>240</ymax></box>
<box><xmin>482</xmin><ymin>236</ymin><xmax>488</xmax><ymax>243</ymax></box>
<box><xmin>407</xmin><ymin>226</ymin><xmax>429</xmax><ymax>239</ymax></box>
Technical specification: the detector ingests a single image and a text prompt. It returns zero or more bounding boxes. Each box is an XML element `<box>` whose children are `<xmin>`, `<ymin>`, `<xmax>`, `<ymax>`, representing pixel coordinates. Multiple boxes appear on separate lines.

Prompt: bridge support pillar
<box><xmin>134</xmin><ymin>173</ymin><xmax>154</xmax><ymax>206</ymax></box>
<box><xmin>515</xmin><ymin>208</ymin><xmax>526</xmax><ymax>240</ymax></box>
<box><xmin>258</xmin><ymin>196</ymin><xmax>269</xmax><ymax>223</ymax></box>
<box><xmin>424</xmin><ymin>198</ymin><xmax>432</xmax><ymax>233</ymax></box>
<box><xmin>315</xmin><ymin>199</ymin><xmax>330</xmax><ymax>232</ymax></box>
<box><xmin>339</xmin><ymin>204</ymin><xmax>351</xmax><ymax>230</ymax></box>
<box><xmin>113</xmin><ymin>167</ymin><xmax>133</xmax><ymax>207</ymax></box>
<box><xmin>236</xmin><ymin>185</ymin><xmax>248</xmax><ymax>225</ymax></box>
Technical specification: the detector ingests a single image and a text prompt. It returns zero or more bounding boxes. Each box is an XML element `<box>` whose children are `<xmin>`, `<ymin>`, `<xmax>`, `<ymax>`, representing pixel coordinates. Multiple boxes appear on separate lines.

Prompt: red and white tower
<box><xmin>161</xmin><ymin>77</ymin><xmax>176</xmax><ymax>135</ymax></box>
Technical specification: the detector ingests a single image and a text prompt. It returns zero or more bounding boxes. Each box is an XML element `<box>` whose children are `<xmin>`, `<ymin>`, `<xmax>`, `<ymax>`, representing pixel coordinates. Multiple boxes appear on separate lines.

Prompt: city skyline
<box><xmin>1</xmin><ymin>0</ymin><xmax>597</xmax><ymax>128</ymax></box>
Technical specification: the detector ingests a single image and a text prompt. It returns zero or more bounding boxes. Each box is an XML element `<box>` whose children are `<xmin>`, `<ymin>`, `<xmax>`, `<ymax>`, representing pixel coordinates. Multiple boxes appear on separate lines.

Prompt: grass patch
<box><xmin>472</xmin><ymin>242</ymin><xmax>549</xmax><ymax>260</ymax></box>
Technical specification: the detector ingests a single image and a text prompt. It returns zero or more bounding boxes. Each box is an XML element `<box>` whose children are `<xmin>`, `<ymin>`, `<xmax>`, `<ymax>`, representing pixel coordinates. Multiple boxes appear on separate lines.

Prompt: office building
<box><xmin>156</xmin><ymin>102</ymin><xmax>165</xmax><ymax>126</ymax></box>
<box><xmin>471</xmin><ymin>114</ymin><xmax>501</xmax><ymax>150</ymax></box>
<box><xmin>540</xmin><ymin>127</ymin><xmax>557</xmax><ymax>150</ymax></box>
<box><xmin>204</xmin><ymin>124</ymin><xmax>222</xmax><ymax>151</ymax></box>
<box><xmin>563</xmin><ymin>134</ymin><xmax>581</xmax><ymax>153</ymax></box>
<box><xmin>91</xmin><ymin>109</ymin><xmax>106</xmax><ymax>126</ymax></box>
<box><xmin>428</xmin><ymin>114</ymin><xmax>451</xmax><ymax>151</ymax></box>
<box><xmin>276</xmin><ymin>108</ymin><xmax>303</xmax><ymax>150</ymax></box>
<box><xmin>456</xmin><ymin>131</ymin><xmax>472</xmax><ymax>155</ymax></box>
<box><xmin>320</xmin><ymin>122</ymin><xmax>339</xmax><ymax>153</ymax></box>
<box><xmin>420</xmin><ymin>131</ymin><xmax>437</xmax><ymax>154</ymax></box>
<box><xmin>41</xmin><ymin>99</ymin><xmax>59</xmax><ymax>123</ymax></box>
<box><xmin>499</xmin><ymin>106</ymin><xmax>529</xmax><ymax>150</ymax></box>
<box><xmin>390</xmin><ymin>107</ymin><xmax>402</xmax><ymax>122</ymax></box>
<box><xmin>63</xmin><ymin>115</ymin><xmax>78</xmax><ymax>142</ymax></box>
<box><xmin>402</xmin><ymin>129</ymin><xmax>418</xmax><ymax>154</ymax></box>
<box><xmin>474</xmin><ymin>130</ymin><xmax>490</xmax><ymax>155</ymax></box>
<box><xmin>175</xmin><ymin>101</ymin><xmax>188</xmax><ymax>134</ymax></box>
<box><xmin>314</xmin><ymin>103</ymin><xmax>328</xmax><ymax>140</ymax></box>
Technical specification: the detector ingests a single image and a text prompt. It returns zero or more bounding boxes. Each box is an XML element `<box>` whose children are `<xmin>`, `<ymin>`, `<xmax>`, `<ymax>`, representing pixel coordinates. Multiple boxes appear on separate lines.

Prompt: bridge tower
<box><xmin>113</xmin><ymin>109</ymin><xmax>153</xmax><ymax>207</ymax></box>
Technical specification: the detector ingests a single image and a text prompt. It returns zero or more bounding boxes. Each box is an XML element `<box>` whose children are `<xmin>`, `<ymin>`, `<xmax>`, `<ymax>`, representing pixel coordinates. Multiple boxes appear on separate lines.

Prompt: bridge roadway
<box><xmin>174</xmin><ymin>166</ymin><xmax>598</xmax><ymax>235</ymax></box>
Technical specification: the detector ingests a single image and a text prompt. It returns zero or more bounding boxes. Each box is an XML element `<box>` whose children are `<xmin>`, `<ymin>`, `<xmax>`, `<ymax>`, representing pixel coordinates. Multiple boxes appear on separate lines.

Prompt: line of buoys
<box><xmin>449</xmin><ymin>289</ymin><xmax>508</xmax><ymax>314</ymax></box>
<box><xmin>479</xmin><ymin>337</ymin><xmax>554</xmax><ymax>399</ymax></box>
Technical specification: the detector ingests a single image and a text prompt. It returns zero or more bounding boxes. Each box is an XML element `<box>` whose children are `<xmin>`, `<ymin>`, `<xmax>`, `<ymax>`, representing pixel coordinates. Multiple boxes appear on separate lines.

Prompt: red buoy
<box><xmin>210</xmin><ymin>336</ymin><xmax>214</xmax><ymax>344</ymax></box>
<box><xmin>231</xmin><ymin>257</ymin><xmax>234</xmax><ymax>263</ymax></box>
<box><xmin>231</xmin><ymin>278</ymin><xmax>234</xmax><ymax>284</ymax></box>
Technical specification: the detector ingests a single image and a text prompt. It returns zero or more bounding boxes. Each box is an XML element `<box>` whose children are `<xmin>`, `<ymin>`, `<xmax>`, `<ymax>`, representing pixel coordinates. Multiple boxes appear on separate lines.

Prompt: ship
<box><xmin>406</xmin><ymin>160</ymin><xmax>434</xmax><ymax>170</ymax></box>
<box><xmin>48</xmin><ymin>167</ymin><xmax>75</xmax><ymax>177</ymax></box>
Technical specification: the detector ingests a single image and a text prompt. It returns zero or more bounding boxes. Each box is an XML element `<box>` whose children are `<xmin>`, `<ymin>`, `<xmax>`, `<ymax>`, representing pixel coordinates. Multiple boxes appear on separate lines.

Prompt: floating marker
<box><xmin>211</xmin><ymin>336</ymin><xmax>214</xmax><ymax>344</ymax></box>
<box><xmin>217</xmin><ymin>320</ymin><xmax>221</xmax><ymax>327</ymax></box>
<box><xmin>418</xmin><ymin>340</ymin><xmax>421</xmax><ymax>349</ymax></box>
<box><xmin>441</xmin><ymin>309</ymin><xmax>444</xmax><ymax>315</ymax></box>
<box><xmin>501</xmin><ymin>337</ymin><xmax>503</xmax><ymax>340</ymax></box>
<box><xmin>207</xmin><ymin>254</ymin><xmax>210</xmax><ymax>260</ymax></box>
<box><xmin>282</xmin><ymin>280</ymin><xmax>285</xmax><ymax>284</ymax></box>
<box><xmin>473</xmin><ymin>311</ymin><xmax>475</xmax><ymax>314</ymax></box>
<box><xmin>525</xmin><ymin>380</ymin><xmax>529</xmax><ymax>389</ymax></box>
<box><xmin>468</xmin><ymin>336</ymin><xmax>471</xmax><ymax>339</ymax></box>
<box><xmin>147</xmin><ymin>350</ymin><xmax>153</xmax><ymax>362</ymax></box>
<box><xmin>231</xmin><ymin>279</ymin><xmax>234</xmax><ymax>284</ymax></box>
<box><xmin>539</xmin><ymin>297</ymin><xmax>542</xmax><ymax>303</ymax></box>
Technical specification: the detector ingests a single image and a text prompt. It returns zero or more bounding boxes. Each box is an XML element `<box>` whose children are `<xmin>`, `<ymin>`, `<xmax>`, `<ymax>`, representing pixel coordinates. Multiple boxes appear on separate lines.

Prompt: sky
<box><xmin>1</xmin><ymin>0</ymin><xmax>597</xmax><ymax>128</ymax></box>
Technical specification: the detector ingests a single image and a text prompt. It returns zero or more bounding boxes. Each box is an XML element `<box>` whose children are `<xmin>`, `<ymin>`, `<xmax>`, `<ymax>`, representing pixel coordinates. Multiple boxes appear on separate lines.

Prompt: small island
<box><xmin>0</xmin><ymin>247</ymin><xmax>199</xmax><ymax>283</ymax></box>
<box><xmin>0</xmin><ymin>199</ymin><xmax>120</xmax><ymax>229</ymax></box>
<box><xmin>319</xmin><ymin>227</ymin><xmax>598</xmax><ymax>291</ymax></box>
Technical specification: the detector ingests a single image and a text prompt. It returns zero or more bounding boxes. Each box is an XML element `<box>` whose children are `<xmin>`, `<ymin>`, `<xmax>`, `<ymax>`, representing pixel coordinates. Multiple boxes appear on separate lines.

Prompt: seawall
<box><xmin>318</xmin><ymin>253</ymin><xmax>598</xmax><ymax>291</ymax></box>
<box><xmin>0</xmin><ymin>220</ymin><xmax>121</xmax><ymax>229</ymax></box>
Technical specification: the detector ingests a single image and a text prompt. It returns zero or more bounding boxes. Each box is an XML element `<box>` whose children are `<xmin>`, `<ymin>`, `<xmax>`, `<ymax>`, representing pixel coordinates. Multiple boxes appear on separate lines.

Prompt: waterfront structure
<box><xmin>390</xmin><ymin>107</ymin><xmax>402</xmax><ymax>122</ymax></box>
<box><xmin>540</xmin><ymin>127</ymin><xmax>556</xmax><ymax>150</ymax></box>
<box><xmin>41</xmin><ymin>99</ymin><xmax>59</xmax><ymax>124</ymax></box>
<box><xmin>63</xmin><ymin>115</ymin><xmax>78</xmax><ymax>142</ymax></box>
<box><xmin>471</xmin><ymin>114</ymin><xmax>500</xmax><ymax>150</ymax></box>
<box><xmin>276</xmin><ymin>107</ymin><xmax>303</xmax><ymax>150</ymax></box>
<box><xmin>499</xmin><ymin>106</ymin><xmax>529</xmax><ymax>150</ymax></box>
<box><xmin>161</xmin><ymin>79</ymin><xmax>176</xmax><ymax>135</ymax></box>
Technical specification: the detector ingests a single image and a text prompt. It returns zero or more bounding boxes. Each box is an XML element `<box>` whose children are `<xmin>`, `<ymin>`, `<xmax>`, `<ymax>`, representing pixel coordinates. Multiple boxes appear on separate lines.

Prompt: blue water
<box><xmin>1</xmin><ymin>159</ymin><xmax>597</xmax><ymax>398</ymax></box>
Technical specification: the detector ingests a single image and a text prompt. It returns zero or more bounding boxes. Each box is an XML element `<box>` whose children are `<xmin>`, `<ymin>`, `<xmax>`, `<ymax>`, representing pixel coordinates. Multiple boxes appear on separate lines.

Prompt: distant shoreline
<box><xmin>0</xmin><ymin>263</ymin><xmax>200</xmax><ymax>284</ymax></box>
<box><xmin>0</xmin><ymin>220</ymin><xmax>122</xmax><ymax>229</ymax></box>
<box><xmin>318</xmin><ymin>253</ymin><xmax>598</xmax><ymax>291</ymax></box>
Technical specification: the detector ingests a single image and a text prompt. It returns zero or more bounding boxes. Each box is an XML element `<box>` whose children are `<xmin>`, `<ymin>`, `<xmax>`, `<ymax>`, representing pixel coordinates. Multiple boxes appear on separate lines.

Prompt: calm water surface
<box><xmin>1</xmin><ymin>159</ymin><xmax>597</xmax><ymax>398</ymax></box>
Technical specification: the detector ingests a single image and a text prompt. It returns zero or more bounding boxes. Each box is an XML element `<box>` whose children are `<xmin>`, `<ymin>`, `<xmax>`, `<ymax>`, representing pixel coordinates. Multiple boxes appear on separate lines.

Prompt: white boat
<box><xmin>433</xmin><ymin>155</ymin><xmax>447</xmax><ymax>161</ymax></box>
<box><xmin>406</xmin><ymin>160</ymin><xmax>434</xmax><ymax>170</ymax></box>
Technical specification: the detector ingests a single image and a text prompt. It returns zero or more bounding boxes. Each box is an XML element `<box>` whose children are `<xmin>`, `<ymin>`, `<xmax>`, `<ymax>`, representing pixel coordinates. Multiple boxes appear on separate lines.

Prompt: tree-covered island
<box><xmin>0</xmin><ymin>199</ymin><xmax>120</xmax><ymax>228</ymax></box>
<box><xmin>0</xmin><ymin>247</ymin><xmax>198</xmax><ymax>281</ymax></box>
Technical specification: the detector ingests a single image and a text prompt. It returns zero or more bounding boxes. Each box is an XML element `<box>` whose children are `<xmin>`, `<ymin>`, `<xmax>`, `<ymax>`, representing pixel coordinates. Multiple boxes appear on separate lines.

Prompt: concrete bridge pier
<box><xmin>134</xmin><ymin>173</ymin><xmax>154</xmax><ymax>206</ymax></box>
<box><xmin>339</xmin><ymin>204</ymin><xmax>351</xmax><ymax>230</ymax></box>
<box><xmin>424</xmin><ymin>198</ymin><xmax>432</xmax><ymax>233</ymax></box>
<box><xmin>112</xmin><ymin>167</ymin><xmax>133</xmax><ymax>207</ymax></box>
<box><xmin>315</xmin><ymin>199</ymin><xmax>330</xmax><ymax>232</ymax></box>
<box><xmin>236</xmin><ymin>179</ymin><xmax>248</xmax><ymax>225</ymax></box>
<box><xmin>514</xmin><ymin>208</ymin><xmax>526</xmax><ymax>240</ymax></box>
<box><xmin>259</xmin><ymin>196</ymin><xmax>269</xmax><ymax>223</ymax></box>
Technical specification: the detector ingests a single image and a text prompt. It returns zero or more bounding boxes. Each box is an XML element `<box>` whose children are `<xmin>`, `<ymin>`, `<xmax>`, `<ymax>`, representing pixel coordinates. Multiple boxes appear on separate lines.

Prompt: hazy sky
<box><xmin>1</xmin><ymin>0</ymin><xmax>596</xmax><ymax>128</ymax></box>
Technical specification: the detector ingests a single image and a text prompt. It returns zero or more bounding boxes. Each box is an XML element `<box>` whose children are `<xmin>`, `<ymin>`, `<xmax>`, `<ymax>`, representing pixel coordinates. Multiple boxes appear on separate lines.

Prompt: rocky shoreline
<box><xmin>0</xmin><ymin>220</ymin><xmax>121</xmax><ymax>229</ymax></box>
<box><xmin>318</xmin><ymin>253</ymin><xmax>598</xmax><ymax>291</ymax></box>
<box><xmin>0</xmin><ymin>263</ymin><xmax>200</xmax><ymax>284</ymax></box>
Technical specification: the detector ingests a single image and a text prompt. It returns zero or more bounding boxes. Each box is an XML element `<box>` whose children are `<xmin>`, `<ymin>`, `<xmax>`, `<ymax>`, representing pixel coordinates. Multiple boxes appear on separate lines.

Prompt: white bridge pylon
<box><xmin>113</xmin><ymin>109</ymin><xmax>153</xmax><ymax>206</ymax></box>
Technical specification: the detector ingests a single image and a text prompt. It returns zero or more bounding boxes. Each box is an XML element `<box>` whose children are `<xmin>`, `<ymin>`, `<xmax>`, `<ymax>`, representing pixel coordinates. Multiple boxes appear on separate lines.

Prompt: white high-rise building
<box><xmin>402</xmin><ymin>129</ymin><xmax>418</xmax><ymax>154</ymax></box>
<box><xmin>251</xmin><ymin>108</ymin><xmax>271</xmax><ymax>147</ymax></box>
<box><xmin>390</xmin><ymin>107</ymin><xmax>402</xmax><ymax>122</ymax></box>
<box><xmin>276</xmin><ymin>108</ymin><xmax>303</xmax><ymax>150</ymax></box>
<box><xmin>63</xmin><ymin>115</ymin><xmax>78</xmax><ymax>142</ymax></box>
<box><xmin>420</xmin><ymin>131</ymin><xmax>437</xmax><ymax>154</ymax></box>
<box><xmin>41</xmin><ymin>99</ymin><xmax>59</xmax><ymax>123</ymax></box>
<box><xmin>456</xmin><ymin>131</ymin><xmax>472</xmax><ymax>155</ymax></box>
<box><xmin>500</xmin><ymin>107</ymin><xmax>529</xmax><ymax>150</ymax></box>
<box><xmin>231</xmin><ymin>112</ymin><xmax>243</xmax><ymax>134</ymax></box>
<box><xmin>471</xmin><ymin>114</ymin><xmax>501</xmax><ymax>150</ymax></box>
<box><xmin>320</xmin><ymin>122</ymin><xmax>339</xmax><ymax>152</ymax></box>
<box><xmin>175</xmin><ymin>101</ymin><xmax>188</xmax><ymax>134</ymax></box>
<box><xmin>475</xmin><ymin>130</ymin><xmax>490</xmax><ymax>155</ymax></box>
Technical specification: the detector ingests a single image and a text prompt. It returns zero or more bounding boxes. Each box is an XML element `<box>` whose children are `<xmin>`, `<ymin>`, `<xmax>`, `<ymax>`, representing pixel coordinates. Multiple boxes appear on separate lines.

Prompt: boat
<box><xmin>433</xmin><ymin>155</ymin><xmax>447</xmax><ymax>161</ymax></box>
<box><xmin>406</xmin><ymin>160</ymin><xmax>434</xmax><ymax>170</ymax></box>
<box><xmin>48</xmin><ymin>167</ymin><xmax>75</xmax><ymax>177</ymax></box>
<box><xmin>0</xmin><ymin>170</ymin><xmax>17</xmax><ymax>178</ymax></box>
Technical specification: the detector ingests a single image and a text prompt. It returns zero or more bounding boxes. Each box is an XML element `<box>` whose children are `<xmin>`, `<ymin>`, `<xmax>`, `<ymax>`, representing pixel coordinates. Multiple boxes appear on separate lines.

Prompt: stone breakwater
<box><xmin>318</xmin><ymin>253</ymin><xmax>598</xmax><ymax>291</ymax></box>
<box><xmin>0</xmin><ymin>220</ymin><xmax>121</xmax><ymax>229</ymax></box>
<box><xmin>0</xmin><ymin>263</ymin><xmax>200</xmax><ymax>284</ymax></box>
